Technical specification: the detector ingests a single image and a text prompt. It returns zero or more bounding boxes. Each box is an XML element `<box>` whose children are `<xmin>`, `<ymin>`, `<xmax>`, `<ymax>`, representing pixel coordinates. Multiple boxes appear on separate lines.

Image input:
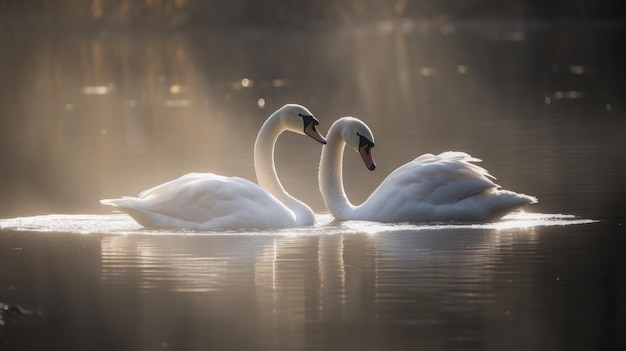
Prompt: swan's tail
<box><xmin>100</xmin><ymin>198</ymin><xmax>155</xmax><ymax>227</ymax></box>
<box><xmin>487</xmin><ymin>190</ymin><xmax>537</xmax><ymax>220</ymax></box>
<box><xmin>99</xmin><ymin>198</ymin><xmax>121</xmax><ymax>207</ymax></box>
<box><xmin>99</xmin><ymin>197</ymin><xmax>139</xmax><ymax>210</ymax></box>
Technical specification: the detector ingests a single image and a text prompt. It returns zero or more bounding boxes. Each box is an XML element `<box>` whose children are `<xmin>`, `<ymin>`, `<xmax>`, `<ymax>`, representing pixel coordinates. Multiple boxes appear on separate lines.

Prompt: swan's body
<box><xmin>319</xmin><ymin>117</ymin><xmax>537</xmax><ymax>223</ymax></box>
<box><xmin>100</xmin><ymin>104</ymin><xmax>326</xmax><ymax>229</ymax></box>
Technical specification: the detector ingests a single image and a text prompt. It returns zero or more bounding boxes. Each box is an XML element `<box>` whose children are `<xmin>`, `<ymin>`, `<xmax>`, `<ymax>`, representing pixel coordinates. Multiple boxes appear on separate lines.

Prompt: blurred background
<box><xmin>1</xmin><ymin>3</ymin><xmax>625</xmax><ymax>350</ymax></box>
<box><xmin>0</xmin><ymin>0</ymin><xmax>625</xmax><ymax>218</ymax></box>
<box><xmin>0</xmin><ymin>0</ymin><xmax>624</xmax><ymax>28</ymax></box>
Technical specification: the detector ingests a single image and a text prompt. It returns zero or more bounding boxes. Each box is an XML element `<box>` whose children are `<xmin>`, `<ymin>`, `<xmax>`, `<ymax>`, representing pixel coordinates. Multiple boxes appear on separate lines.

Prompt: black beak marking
<box><xmin>357</xmin><ymin>132</ymin><xmax>375</xmax><ymax>153</ymax></box>
<box><xmin>299</xmin><ymin>113</ymin><xmax>319</xmax><ymax>132</ymax></box>
<box><xmin>301</xmin><ymin>113</ymin><xmax>327</xmax><ymax>144</ymax></box>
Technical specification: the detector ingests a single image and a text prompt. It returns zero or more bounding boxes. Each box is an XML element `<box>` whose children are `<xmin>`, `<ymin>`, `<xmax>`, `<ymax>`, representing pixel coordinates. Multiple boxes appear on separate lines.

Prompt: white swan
<box><xmin>319</xmin><ymin>117</ymin><xmax>537</xmax><ymax>222</ymax></box>
<box><xmin>100</xmin><ymin>104</ymin><xmax>327</xmax><ymax>229</ymax></box>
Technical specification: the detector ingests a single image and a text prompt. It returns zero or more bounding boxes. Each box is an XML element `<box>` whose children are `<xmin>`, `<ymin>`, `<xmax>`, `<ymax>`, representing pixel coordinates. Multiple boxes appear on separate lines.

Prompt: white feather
<box><xmin>319</xmin><ymin>118</ymin><xmax>537</xmax><ymax>223</ymax></box>
<box><xmin>100</xmin><ymin>104</ymin><xmax>323</xmax><ymax>229</ymax></box>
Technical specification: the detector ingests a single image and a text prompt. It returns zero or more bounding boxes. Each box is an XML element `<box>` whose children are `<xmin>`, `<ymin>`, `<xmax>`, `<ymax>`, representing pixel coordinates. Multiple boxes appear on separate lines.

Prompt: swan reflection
<box><xmin>95</xmin><ymin>213</ymin><xmax>579</xmax><ymax>332</ymax></box>
<box><xmin>0</xmin><ymin>212</ymin><xmax>597</xmax><ymax>348</ymax></box>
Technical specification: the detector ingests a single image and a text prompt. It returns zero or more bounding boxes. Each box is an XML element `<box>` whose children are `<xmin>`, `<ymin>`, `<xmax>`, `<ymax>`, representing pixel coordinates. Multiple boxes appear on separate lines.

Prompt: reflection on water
<box><xmin>101</xmin><ymin>236</ymin><xmax>237</xmax><ymax>292</ymax></box>
<box><xmin>0</xmin><ymin>213</ymin><xmax>620</xmax><ymax>350</ymax></box>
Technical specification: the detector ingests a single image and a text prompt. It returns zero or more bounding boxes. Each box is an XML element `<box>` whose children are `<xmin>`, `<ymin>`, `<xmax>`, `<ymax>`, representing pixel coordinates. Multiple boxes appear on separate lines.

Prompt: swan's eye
<box><xmin>300</xmin><ymin>113</ymin><xmax>318</xmax><ymax>131</ymax></box>
<box><xmin>357</xmin><ymin>132</ymin><xmax>374</xmax><ymax>152</ymax></box>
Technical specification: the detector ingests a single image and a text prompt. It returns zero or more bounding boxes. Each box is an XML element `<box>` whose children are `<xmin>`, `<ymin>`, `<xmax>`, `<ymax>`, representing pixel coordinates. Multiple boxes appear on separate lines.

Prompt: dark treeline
<box><xmin>0</xmin><ymin>0</ymin><xmax>623</xmax><ymax>30</ymax></box>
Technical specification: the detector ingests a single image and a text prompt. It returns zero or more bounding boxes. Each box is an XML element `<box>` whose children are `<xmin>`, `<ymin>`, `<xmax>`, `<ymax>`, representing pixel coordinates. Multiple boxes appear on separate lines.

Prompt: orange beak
<box><xmin>305</xmin><ymin>122</ymin><xmax>327</xmax><ymax>144</ymax></box>
<box><xmin>359</xmin><ymin>144</ymin><xmax>376</xmax><ymax>171</ymax></box>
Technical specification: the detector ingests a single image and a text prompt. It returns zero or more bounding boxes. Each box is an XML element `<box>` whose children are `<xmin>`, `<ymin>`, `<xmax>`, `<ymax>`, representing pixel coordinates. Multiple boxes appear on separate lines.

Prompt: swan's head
<box><xmin>278</xmin><ymin>104</ymin><xmax>327</xmax><ymax>144</ymax></box>
<box><xmin>339</xmin><ymin>117</ymin><xmax>376</xmax><ymax>171</ymax></box>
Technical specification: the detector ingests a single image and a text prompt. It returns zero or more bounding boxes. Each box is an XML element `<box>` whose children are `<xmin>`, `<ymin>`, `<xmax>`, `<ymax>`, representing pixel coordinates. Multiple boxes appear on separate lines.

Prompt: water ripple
<box><xmin>0</xmin><ymin>212</ymin><xmax>596</xmax><ymax>236</ymax></box>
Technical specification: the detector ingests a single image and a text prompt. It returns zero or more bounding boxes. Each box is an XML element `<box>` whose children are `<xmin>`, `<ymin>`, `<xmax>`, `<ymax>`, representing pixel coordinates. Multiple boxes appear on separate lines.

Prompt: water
<box><xmin>1</xmin><ymin>19</ymin><xmax>625</xmax><ymax>350</ymax></box>
<box><xmin>0</xmin><ymin>213</ymin><xmax>612</xmax><ymax>351</ymax></box>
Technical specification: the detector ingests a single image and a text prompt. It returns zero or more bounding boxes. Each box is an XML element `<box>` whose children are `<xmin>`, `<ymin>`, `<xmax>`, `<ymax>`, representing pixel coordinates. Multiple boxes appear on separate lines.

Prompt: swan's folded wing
<box><xmin>137</xmin><ymin>172</ymin><xmax>218</xmax><ymax>199</ymax></box>
<box><xmin>101</xmin><ymin>173</ymin><xmax>296</xmax><ymax>228</ymax></box>
<box><xmin>361</xmin><ymin>153</ymin><xmax>498</xmax><ymax>220</ymax></box>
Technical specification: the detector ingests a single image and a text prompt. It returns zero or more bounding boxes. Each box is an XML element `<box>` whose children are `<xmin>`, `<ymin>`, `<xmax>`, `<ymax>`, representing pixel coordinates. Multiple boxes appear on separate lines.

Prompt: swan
<box><xmin>100</xmin><ymin>104</ymin><xmax>327</xmax><ymax>229</ymax></box>
<box><xmin>319</xmin><ymin>117</ymin><xmax>537</xmax><ymax>223</ymax></box>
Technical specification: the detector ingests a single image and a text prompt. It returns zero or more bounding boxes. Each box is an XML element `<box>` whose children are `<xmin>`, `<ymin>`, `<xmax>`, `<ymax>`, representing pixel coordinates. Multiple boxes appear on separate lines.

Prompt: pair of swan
<box><xmin>100</xmin><ymin>104</ymin><xmax>536</xmax><ymax>229</ymax></box>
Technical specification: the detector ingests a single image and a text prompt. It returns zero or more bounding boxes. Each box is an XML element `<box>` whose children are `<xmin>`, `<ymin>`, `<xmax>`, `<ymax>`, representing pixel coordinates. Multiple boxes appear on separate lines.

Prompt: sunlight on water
<box><xmin>101</xmin><ymin>235</ymin><xmax>232</xmax><ymax>292</ymax></box>
<box><xmin>553</xmin><ymin>90</ymin><xmax>583</xmax><ymax>99</ymax></box>
<box><xmin>568</xmin><ymin>64</ymin><xmax>590</xmax><ymax>75</ymax></box>
<box><xmin>81</xmin><ymin>84</ymin><xmax>115</xmax><ymax>95</ymax></box>
<box><xmin>163</xmin><ymin>99</ymin><xmax>191</xmax><ymax>107</ymax></box>
<box><xmin>336</xmin><ymin>212</ymin><xmax>597</xmax><ymax>234</ymax></box>
<box><xmin>0</xmin><ymin>212</ymin><xmax>597</xmax><ymax>236</ymax></box>
<box><xmin>169</xmin><ymin>84</ymin><xmax>187</xmax><ymax>94</ymax></box>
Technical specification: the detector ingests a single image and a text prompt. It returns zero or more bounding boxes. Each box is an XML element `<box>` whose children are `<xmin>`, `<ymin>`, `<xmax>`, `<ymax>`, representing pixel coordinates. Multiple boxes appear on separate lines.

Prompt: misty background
<box><xmin>1</xmin><ymin>3</ymin><xmax>625</xmax><ymax>350</ymax></box>
<box><xmin>0</xmin><ymin>0</ymin><xmax>624</xmax><ymax>218</ymax></box>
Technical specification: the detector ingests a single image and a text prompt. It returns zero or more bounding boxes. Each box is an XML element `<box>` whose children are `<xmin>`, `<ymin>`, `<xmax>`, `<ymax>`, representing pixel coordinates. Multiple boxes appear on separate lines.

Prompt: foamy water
<box><xmin>0</xmin><ymin>212</ymin><xmax>596</xmax><ymax>235</ymax></box>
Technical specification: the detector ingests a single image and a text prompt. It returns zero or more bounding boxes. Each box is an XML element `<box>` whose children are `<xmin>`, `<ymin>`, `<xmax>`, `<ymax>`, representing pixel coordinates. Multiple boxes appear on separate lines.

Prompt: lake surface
<box><xmin>1</xmin><ymin>19</ymin><xmax>625</xmax><ymax>350</ymax></box>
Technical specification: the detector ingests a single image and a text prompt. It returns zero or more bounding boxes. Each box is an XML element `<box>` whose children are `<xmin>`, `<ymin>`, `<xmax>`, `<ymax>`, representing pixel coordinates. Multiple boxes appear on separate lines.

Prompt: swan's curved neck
<box><xmin>254</xmin><ymin>113</ymin><xmax>313</xmax><ymax>225</ymax></box>
<box><xmin>319</xmin><ymin>122</ymin><xmax>356</xmax><ymax>220</ymax></box>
